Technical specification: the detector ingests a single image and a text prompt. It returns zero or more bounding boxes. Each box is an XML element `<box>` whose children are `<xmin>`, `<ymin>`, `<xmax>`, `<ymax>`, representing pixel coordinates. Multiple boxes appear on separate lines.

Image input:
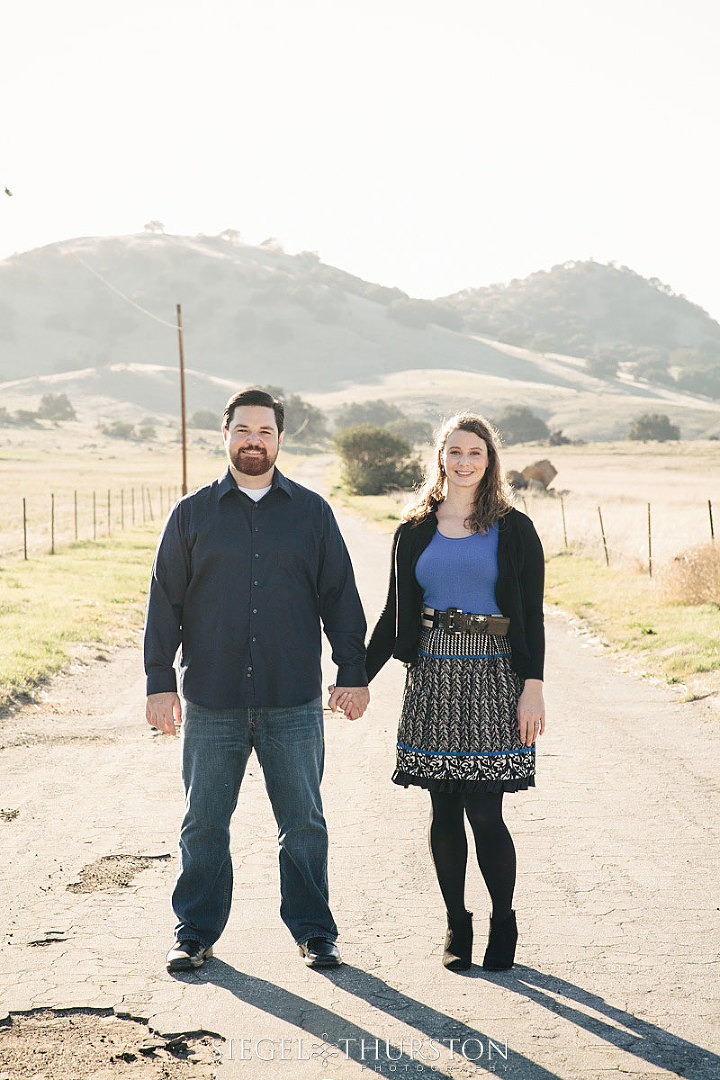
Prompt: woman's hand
<box><xmin>517</xmin><ymin>679</ymin><xmax>545</xmax><ymax>746</ymax></box>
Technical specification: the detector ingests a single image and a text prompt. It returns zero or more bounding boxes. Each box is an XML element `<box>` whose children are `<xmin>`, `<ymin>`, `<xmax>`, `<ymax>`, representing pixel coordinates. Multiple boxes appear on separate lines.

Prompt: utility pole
<box><xmin>177</xmin><ymin>303</ymin><xmax>188</xmax><ymax>496</ymax></box>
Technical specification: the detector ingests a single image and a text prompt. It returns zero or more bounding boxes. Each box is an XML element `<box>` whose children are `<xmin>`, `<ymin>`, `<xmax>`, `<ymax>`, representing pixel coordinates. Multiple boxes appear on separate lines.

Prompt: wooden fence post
<box><xmin>598</xmin><ymin>506</ymin><xmax>609</xmax><ymax>566</ymax></box>
<box><xmin>560</xmin><ymin>494</ymin><xmax>568</xmax><ymax>548</ymax></box>
<box><xmin>131</xmin><ymin>487</ymin><xmax>136</xmax><ymax>526</ymax></box>
<box><xmin>709</xmin><ymin>499</ymin><xmax>715</xmax><ymax>542</ymax></box>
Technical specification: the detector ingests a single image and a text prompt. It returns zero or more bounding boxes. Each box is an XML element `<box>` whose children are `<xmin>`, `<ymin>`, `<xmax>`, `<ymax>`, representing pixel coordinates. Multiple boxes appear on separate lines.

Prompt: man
<box><xmin>144</xmin><ymin>388</ymin><xmax>369</xmax><ymax>973</ymax></box>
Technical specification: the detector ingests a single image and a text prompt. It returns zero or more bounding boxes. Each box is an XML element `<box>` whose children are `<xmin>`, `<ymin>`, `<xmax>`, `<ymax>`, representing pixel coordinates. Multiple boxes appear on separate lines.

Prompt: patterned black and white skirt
<box><xmin>393</xmin><ymin>626</ymin><xmax>535</xmax><ymax>793</ymax></box>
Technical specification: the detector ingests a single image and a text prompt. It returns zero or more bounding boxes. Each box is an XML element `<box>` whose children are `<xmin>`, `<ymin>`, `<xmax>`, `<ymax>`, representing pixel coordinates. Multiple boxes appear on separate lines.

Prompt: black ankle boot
<box><xmin>482</xmin><ymin>910</ymin><xmax>517</xmax><ymax>970</ymax></box>
<box><xmin>443</xmin><ymin>910</ymin><xmax>473</xmax><ymax>970</ymax></box>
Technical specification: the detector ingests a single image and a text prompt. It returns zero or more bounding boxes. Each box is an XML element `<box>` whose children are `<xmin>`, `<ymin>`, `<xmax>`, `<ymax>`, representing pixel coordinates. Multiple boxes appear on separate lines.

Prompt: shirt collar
<box><xmin>216</xmin><ymin>466</ymin><xmax>293</xmax><ymax>501</ymax></box>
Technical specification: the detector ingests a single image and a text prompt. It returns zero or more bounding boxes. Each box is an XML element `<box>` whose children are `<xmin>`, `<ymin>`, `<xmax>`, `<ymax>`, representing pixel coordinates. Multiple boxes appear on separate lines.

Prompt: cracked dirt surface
<box><xmin>0</xmin><ymin>1008</ymin><xmax>218</xmax><ymax>1079</ymax></box>
<box><xmin>1</xmin><ymin>462</ymin><xmax>719</xmax><ymax>1078</ymax></box>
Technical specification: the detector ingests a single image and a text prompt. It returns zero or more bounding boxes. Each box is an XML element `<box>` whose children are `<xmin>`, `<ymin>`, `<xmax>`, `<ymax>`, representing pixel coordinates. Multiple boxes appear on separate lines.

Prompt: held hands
<box><xmin>146</xmin><ymin>691</ymin><xmax>182</xmax><ymax>736</ymax></box>
<box><xmin>517</xmin><ymin>679</ymin><xmax>546</xmax><ymax>746</ymax></box>
<box><xmin>327</xmin><ymin>685</ymin><xmax>370</xmax><ymax>721</ymax></box>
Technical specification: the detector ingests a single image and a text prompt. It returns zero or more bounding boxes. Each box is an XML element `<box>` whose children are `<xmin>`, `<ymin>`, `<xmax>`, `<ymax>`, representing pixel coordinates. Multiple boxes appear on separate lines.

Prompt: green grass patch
<box><xmin>0</xmin><ymin>527</ymin><xmax>159</xmax><ymax>709</ymax></box>
<box><xmin>326</xmin><ymin>461</ymin><xmax>404</xmax><ymax>531</ymax></box>
<box><xmin>545</xmin><ymin>553</ymin><xmax>720</xmax><ymax>685</ymax></box>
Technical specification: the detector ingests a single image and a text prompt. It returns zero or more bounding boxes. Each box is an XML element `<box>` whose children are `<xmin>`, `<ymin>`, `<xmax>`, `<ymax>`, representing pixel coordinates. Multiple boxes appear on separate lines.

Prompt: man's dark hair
<box><xmin>223</xmin><ymin>388</ymin><xmax>285</xmax><ymax>433</ymax></box>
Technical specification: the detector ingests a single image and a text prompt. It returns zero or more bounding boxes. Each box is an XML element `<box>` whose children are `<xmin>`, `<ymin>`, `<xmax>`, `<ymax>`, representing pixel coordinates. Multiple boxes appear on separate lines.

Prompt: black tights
<box><xmin>428</xmin><ymin>790</ymin><xmax>516</xmax><ymax>921</ymax></box>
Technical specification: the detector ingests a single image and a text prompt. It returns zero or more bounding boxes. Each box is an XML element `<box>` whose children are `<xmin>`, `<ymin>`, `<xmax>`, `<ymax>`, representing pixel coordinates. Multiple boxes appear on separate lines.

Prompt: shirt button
<box><xmin>247</xmin><ymin>666</ymin><xmax>252</xmax><ymax>672</ymax></box>
<box><xmin>254</xmin><ymin>553</ymin><xmax>259</xmax><ymax>559</ymax></box>
<box><xmin>252</xmin><ymin>636</ymin><xmax>257</xmax><ymax>642</ymax></box>
<box><xmin>253</xmin><ymin>580</ymin><xmax>259</xmax><ymax>586</ymax></box>
<box><xmin>252</xmin><ymin>608</ymin><xmax>257</xmax><ymax>614</ymax></box>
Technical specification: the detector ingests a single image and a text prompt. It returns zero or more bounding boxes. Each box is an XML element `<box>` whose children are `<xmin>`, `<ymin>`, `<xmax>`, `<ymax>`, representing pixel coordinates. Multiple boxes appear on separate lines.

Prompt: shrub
<box><xmin>14</xmin><ymin>410</ymin><xmax>39</xmax><ymax>426</ymax></box>
<box><xmin>335</xmin><ymin>399</ymin><xmax>404</xmax><ymax>430</ymax></box>
<box><xmin>585</xmin><ymin>355</ymin><xmax>619</xmax><ymax>379</ymax></box>
<box><xmin>628</xmin><ymin>413</ymin><xmax>680</xmax><ymax>441</ymax></box>
<box><xmin>659</xmin><ymin>543</ymin><xmax>720</xmax><ymax>605</ymax></box>
<box><xmin>385</xmin><ymin>417</ymin><xmax>434</xmax><ymax>445</ymax></box>
<box><xmin>136</xmin><ymin>422</ymin><xmax>156</xmax><ymax>441</ymax></box>
<box><xmin>189</xmin><ymin>409</ymin><xmax>219</xmax><ymax>430</ymax></box>
<box><xmin>102</xmin><ymin>421</ymin><xmax>135</xmax><ymax>439</ymax></box>
<box><xmin>334</xmin><ymin>425</ymin><xmax>422</xmax><ymax>495</ymax></box>
<box><xmin>37</xmin><ymin>392</ymin><xmax>76</xmax><ymax>421</ymax></box>
<box><xmin>493</xmin><ymin>405</ymin><xmax>550</xmax><ymax>445</ymax></box>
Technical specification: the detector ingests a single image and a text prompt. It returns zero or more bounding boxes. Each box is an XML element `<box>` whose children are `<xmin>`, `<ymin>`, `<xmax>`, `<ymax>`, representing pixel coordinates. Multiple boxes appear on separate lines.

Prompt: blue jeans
<box><xmin>172</xmin><ymin>697</ymin><xmax>337</xmax><ymax>948</ymax></box>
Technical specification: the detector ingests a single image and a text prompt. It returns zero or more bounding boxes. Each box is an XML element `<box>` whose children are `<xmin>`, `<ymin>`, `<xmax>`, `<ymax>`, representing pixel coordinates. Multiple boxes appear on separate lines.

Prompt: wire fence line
<box><xmin>0</xmin><ymin>484</ymin><xmax>180</xmax><ymax>560</ymax></box>
<box><xmin>519</xmin><ymin>492</ymin><xmax>716</xmax><ymax>576</ymax></box>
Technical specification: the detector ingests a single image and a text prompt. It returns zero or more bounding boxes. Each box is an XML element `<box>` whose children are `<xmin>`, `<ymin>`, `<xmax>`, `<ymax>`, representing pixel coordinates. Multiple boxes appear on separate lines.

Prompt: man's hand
<box><xmin>327</xmin><ymin>685</ymin><xmax>370</xmax><ymax>721</ymax></box>
<box><xmin>146</xmin><ymin>692</ymin><xmax>182</xmax><ymax>736</ymax></box>
<box><xmin>517</xmin><ymin>679</ymin><xmax>545</xmax><ymax>746</ymax></box>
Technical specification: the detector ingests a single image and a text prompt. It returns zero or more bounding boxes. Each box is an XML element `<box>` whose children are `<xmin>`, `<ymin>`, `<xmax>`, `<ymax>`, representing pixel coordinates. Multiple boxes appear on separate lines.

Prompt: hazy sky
<box><xmin>2</xmin><ymin>0</ymin><xmax>719</xmax><ymax>318</ymax></box>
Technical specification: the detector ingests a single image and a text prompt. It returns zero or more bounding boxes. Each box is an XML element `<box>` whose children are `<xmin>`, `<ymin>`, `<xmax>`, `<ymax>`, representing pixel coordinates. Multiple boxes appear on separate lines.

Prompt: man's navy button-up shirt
<box><xmin>144</xmin><ymin>467</ymin><xmax>368</xmax><ymax>708</ymax></box>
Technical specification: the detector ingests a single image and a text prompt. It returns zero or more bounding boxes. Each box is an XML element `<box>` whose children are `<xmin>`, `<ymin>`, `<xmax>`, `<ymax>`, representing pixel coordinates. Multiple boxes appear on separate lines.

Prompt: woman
<box><xmin>365</xmin><ymin>413</ymin><xmax>545</xmax><ymax>971</ymax></box>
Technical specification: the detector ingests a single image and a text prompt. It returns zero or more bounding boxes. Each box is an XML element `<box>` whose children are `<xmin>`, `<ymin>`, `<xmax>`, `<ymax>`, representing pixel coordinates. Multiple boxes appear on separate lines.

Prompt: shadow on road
<box><xmin>493</xmin><ymin>965</ymin><xmax>720</xmax><ymax>1080</ymax></box>
<box><xmin>184</xmin><ymin>960</ymin><xmax>719</xmax><ymax>1079</ymax></box>
<box><xmin>189</xmin><ymin>959</ymin><xmax>563</xmax><ymax>1077</ymax></box>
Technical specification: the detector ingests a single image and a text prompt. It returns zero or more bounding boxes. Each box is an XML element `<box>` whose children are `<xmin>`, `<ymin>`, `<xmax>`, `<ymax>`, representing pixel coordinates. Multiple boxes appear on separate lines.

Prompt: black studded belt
<box><xmin>421</xmin><ymin>605</ymin><xmax>510</xmax><ymax>636</ymax></box>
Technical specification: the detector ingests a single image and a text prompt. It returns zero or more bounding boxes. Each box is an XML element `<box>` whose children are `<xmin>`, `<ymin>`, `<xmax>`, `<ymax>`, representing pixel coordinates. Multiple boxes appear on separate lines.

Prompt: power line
<box><xmin>69</xmin><ymin>250</ymin><xmax>179</xmax><ymax>330</ymax></box>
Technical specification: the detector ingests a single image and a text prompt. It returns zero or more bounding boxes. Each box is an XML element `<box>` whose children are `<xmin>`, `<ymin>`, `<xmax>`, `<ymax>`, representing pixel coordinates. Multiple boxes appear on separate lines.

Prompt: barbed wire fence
<box><xmin>519</xmin><ymin>491</ymin><xmax>716</xmax><ymax>576</ymax></box>
<box><xmin>0</xmin><ymin>484</ymin><xmax>180</xmax><ymax>560</ymax></box>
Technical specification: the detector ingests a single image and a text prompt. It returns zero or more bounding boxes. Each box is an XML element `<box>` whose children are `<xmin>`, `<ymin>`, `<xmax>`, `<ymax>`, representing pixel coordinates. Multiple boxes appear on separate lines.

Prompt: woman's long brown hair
<box><xmin>402</xmin><ymin>413</ymin><xmax>513</xmax><ymax>533</ymax></box>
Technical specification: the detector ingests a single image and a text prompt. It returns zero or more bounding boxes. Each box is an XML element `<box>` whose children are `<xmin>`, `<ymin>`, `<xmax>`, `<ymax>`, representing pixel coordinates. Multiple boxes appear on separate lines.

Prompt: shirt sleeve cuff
<box><xmin>146</xmin><ymin>669</ymin><xmax>178</xmax><ymax>696</ymax></box>
<box><xmin>335</xmin><ymin>664</ymin><xmax>368</xmax><ymax>688</ymax></box>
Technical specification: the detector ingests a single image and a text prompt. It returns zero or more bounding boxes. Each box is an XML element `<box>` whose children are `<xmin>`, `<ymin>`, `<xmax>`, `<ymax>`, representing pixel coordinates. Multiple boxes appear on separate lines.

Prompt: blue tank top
<box><xmin>415</xmin><ymin>525</ymin><xmax>501</xmax><ymax>615</ymax></box>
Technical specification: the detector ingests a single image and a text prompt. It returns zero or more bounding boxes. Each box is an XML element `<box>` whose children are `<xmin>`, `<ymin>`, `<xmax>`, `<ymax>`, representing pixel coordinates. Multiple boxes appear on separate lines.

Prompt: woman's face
<box><xmin>442</xmin><ymin>428</ymin><xmax>489</xmax><ymax>493</ymax></box>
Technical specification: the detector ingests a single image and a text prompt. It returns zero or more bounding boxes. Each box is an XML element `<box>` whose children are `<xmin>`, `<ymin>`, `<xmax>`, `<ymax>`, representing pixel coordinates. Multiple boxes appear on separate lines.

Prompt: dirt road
<box><xmin>1</xmin><ymin>462</ymin><xmax>719</xmax><ymax>1079</ymax></box>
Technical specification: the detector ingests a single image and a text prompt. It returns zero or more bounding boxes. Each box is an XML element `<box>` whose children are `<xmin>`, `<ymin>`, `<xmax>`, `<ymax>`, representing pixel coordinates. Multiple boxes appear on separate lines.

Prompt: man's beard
<box><xmin>231</xmin><ymin>446</ymin><xmax>278</xmax><ymax>477</ymax></box>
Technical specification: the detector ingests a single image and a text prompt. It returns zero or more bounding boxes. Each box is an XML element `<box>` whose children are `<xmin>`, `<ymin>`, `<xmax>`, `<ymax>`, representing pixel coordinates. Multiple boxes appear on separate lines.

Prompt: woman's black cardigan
<box><xmin>365</xmin><ymin>508</ymin><xmax>545</xmax><ymax>683</ymax></box>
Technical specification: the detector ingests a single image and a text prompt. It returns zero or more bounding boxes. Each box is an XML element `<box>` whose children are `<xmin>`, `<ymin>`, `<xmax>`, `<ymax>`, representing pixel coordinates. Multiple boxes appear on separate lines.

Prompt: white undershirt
<box><xmin>238</xmin><ymin>485</ymin><xmax>272</xmax><ymax>502</ymax></box>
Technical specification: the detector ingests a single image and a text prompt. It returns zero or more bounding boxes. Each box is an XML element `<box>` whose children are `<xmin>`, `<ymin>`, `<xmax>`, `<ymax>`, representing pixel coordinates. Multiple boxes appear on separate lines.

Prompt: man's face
<box><xmin>223</xmin><ymin>405</ymin><xmax>283</xmax><ymax>479</ymax></box>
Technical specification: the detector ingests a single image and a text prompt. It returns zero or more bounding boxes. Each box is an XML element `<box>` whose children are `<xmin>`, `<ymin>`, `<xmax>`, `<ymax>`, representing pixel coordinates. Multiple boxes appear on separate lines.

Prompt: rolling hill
<box><xmin>1</xmin><ymin>234</ymin><xmax>719</xmax><ymax>439</ymax></box>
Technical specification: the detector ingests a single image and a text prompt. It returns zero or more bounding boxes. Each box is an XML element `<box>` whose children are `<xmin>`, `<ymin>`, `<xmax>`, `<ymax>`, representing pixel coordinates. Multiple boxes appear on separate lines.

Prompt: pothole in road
<box><xmin>66</xmin><ymin>854</ymin><xmax>172</xmax><ymax>893</ymax></box>
<box><xmin>0</xmin><ymin>1008</ymin><xmax>220</xmax><ymax>1079</ymax></box>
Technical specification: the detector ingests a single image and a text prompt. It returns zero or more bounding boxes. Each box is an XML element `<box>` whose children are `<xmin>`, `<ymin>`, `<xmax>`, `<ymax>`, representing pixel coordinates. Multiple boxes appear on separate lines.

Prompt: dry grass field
<box><xmin>330</xmin><ymin>439</ymin><xmax>720</xmax><ymax>709</ymax></box>
<box><xmin>0</xmin><ymin>426</ymin><xmax>306</xmax><ymax>707</ymax></box>
<box><xmin>1</xmin><ymin>425</ymin><xmax>718</xmax><ymax>710</ymax></box>
<box><xmin>500</xmin><ymin>440</ymin><xmax>720</xmax><ymax>567</ymax></box>
<box><xmin>0</xmin><ymin>422</ymin><xmax>227</xmax><ymax>558</ymax></box>
<box><xmin>334</xmin><ymin>439</ymin><xmax>720</xmax><ymax>566</ymax></box>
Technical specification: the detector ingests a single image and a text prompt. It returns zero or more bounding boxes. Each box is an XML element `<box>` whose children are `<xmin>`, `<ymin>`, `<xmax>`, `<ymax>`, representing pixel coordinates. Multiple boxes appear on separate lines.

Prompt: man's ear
<box><xmin>278</xmin><ymin>430</ymin><xmax>285</xmax><ymax>447</ymax></box>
